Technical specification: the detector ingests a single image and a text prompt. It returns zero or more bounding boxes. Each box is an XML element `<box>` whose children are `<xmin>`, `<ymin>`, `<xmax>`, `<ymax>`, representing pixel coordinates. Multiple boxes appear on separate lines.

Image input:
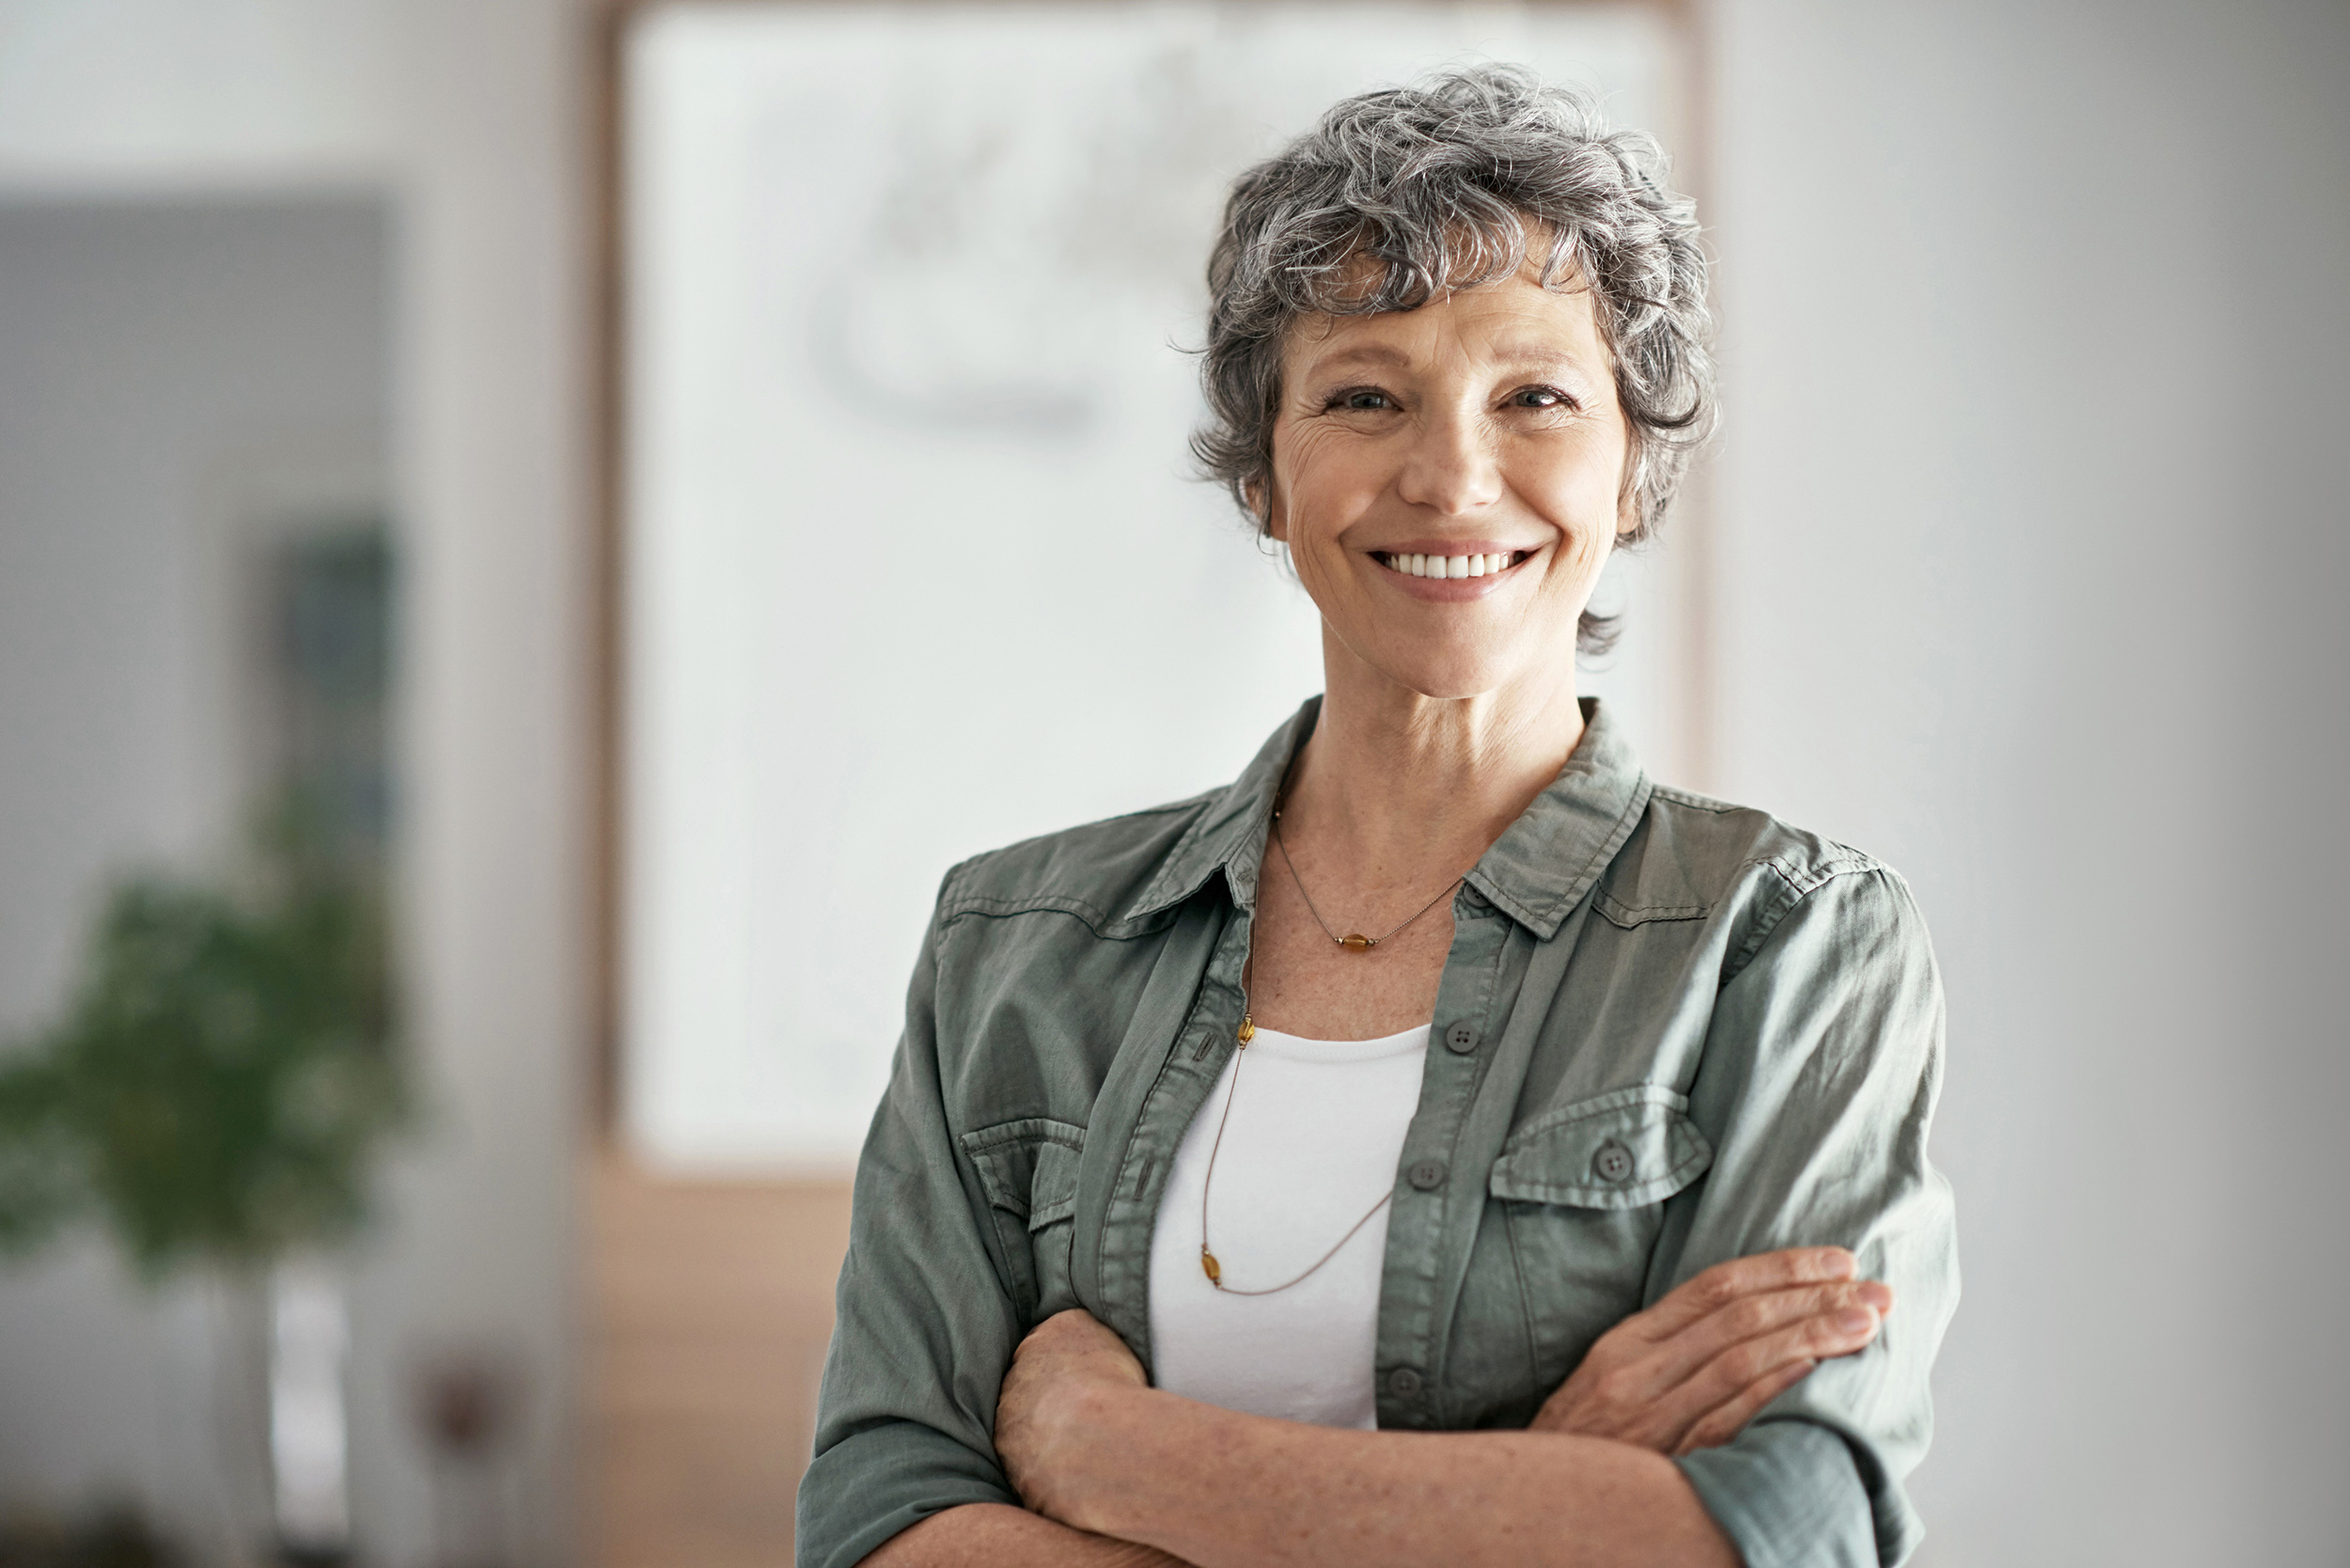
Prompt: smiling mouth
<box><xmin>1373</xmin><ymin>550</ymin><xmax>1530</xmax><ymax>580</ymax></box>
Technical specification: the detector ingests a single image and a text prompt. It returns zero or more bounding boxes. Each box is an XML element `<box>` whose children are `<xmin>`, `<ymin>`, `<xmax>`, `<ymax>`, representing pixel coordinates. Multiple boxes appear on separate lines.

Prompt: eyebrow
<box><xmin>1487</xmin><ymin>339</ymin><xmax>1599</xmax><ymax>375</ymax></box>
<box><xmin>1297</xmin><ymin>338</ymin><xmax>1600</xmax><ymax>380</ymax></box>
<box><xmin>1298</xmin><ymin>342</ymin><xmax>1414</xmax><ymax>375</ymax></box>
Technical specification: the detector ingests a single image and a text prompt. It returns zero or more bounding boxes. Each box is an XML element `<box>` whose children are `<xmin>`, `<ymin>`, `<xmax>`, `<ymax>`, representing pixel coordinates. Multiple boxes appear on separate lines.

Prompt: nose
<box><xmin>1394</xmin><ymin>406</ymin><xmax>1503</xmax><ymax>517</ymax></box>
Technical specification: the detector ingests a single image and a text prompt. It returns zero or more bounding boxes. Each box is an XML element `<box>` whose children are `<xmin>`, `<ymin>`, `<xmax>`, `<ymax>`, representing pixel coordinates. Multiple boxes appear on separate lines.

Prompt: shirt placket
<box><xmin>1084</xmin><ymin>889</ymin><xmax>1259</xmax><ymax>1367</ymax></box>
<box><xmin>1373</xmin><ymin>884</ymin><xmax>1517</xmax><ymax>1428</ymax></box>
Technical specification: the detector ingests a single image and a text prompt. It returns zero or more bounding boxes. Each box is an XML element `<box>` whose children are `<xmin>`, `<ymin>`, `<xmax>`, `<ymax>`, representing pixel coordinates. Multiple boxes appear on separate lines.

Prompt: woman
<box><xmin>797</xmin><ymin>66</ymin><xmax>1956</xmax><ymax>1568</ymax></box>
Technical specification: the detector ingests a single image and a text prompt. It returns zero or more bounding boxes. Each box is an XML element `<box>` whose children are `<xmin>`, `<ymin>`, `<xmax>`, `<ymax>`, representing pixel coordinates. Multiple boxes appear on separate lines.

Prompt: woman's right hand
<box><xmin>1529</xmin><ymin>1246</ymin><xmax>1892</xmax><ymax>1457</ymax></box>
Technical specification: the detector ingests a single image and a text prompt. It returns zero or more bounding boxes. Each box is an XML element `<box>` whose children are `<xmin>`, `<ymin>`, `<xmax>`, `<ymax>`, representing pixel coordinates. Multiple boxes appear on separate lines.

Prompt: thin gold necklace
<box><xmin>1270</xmin><ymin>808</ymin><xmax>1465</xmax><ymax>952</ymax></box>
<box><xmin>1198</xmin><ymin>812</ymin><xmax>1468</xmax><ymax>1294</ymax></box>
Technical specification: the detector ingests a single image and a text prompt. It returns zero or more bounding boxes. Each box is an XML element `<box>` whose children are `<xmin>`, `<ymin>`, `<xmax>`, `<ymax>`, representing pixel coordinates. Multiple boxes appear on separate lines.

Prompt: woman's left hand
<box><xmin>995</xmin><ymin>1308</ymin><xmax>1152</xmax><ymax>1528</ymax></box>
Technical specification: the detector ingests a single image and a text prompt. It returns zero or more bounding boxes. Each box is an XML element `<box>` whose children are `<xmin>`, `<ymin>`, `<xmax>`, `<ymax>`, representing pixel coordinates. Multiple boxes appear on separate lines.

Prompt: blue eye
<box><xmin>1512</xmin><ymin>385</ymin><xmax>1573</xmax><ymax>410</ymax></box>
<box><xmin>1328</xmin><ymin>387</ymin><xmax>1393</xmax><ymax>412</ymax></box>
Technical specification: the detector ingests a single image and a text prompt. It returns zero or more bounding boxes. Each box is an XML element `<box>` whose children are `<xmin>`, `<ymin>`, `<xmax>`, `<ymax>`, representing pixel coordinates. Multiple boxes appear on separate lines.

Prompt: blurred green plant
<box><xmin>0</xmin><ymin>804</ymin><xmax>404</xmax><ymax>1280</ymax></box>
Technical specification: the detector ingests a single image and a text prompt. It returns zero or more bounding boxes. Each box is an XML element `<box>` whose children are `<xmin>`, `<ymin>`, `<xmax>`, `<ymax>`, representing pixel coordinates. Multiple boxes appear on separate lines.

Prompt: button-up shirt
<box><xmin>798</xmin><ymin>698</ymin><xmax>1958</xmax><ymax>1568</ymax></box>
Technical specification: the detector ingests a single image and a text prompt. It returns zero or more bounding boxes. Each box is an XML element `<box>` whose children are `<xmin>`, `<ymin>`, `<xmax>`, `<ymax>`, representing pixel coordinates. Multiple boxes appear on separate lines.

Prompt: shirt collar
<box><xmin>1122</xmin><ymin>696</ymin><xmax>1653</xmax><ymax>940</ymax></box>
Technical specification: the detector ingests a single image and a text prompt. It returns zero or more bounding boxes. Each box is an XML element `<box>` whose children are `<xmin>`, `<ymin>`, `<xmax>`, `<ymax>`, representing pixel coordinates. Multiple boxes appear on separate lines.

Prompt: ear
<box><xmin>1614</xmin><ymin>437</ymin><xmax>1644</xmax><ymax>541</ymax></box>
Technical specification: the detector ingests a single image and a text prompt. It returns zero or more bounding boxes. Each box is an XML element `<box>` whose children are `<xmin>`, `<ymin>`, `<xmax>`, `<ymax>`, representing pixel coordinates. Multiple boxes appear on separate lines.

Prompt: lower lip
<box><xmin>1372</xmin><ymin>554</ymin><xmax>1530</xmax><ymax>602</ymax></box>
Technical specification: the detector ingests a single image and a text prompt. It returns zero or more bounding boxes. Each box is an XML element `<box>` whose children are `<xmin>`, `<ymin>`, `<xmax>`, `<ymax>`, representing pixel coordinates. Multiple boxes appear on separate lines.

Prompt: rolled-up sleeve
<box><xmin>795</xmin><ymin>879</ymin><xmax>1025</xmax><ymax>1568</ymax></box>
<box><xmin>1666</xmin><ymin>864</ymin><xmax>1960</xmax><ymax>1568</ymax></box>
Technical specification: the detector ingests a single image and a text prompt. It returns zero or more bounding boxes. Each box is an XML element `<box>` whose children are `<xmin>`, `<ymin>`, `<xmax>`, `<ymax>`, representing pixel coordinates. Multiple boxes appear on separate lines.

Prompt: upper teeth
<box><xmin>1378</xmin><ymin>552</ymin><xmax>1518</xmax><ymax>579</ymax></box>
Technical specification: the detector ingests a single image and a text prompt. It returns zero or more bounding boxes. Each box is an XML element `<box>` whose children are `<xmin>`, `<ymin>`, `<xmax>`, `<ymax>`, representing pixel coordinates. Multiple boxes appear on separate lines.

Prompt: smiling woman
<box><xmin>797</xmin><ymin>65</ymin><xmax>1956</xmax><ymax>1568</ymax></box>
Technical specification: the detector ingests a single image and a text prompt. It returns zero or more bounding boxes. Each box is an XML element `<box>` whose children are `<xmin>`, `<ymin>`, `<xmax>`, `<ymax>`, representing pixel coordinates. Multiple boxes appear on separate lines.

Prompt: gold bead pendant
<box><xmin>1201</xmin><ymin>1248</ymin><xmax>1222</xmax><ymax>1284</ymax></box>
<box><xmin>1339</xmin><ymin>933</ymin><xmax>1374</xmax><ymax>952</ymax></box>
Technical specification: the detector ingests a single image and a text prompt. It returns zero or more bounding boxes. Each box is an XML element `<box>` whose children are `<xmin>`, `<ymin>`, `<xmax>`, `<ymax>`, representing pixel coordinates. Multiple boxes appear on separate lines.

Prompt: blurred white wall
<box><xmin>1705</xmin><ymin>0</ymin><xmax>2350</xmax><ymax>1562</ymax></box>
<box><xmin>0</xmin><ymin>1</ymin><xmax>588</xmax><ymax>1563</ymax></box>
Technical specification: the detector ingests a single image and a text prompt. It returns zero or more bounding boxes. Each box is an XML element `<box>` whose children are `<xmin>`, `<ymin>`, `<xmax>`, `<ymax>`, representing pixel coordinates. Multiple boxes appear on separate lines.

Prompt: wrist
<box><xmin>1045</xmin><ymin>1380</ymin><xmax>1172</xmax><ymax>1536</ymax></box>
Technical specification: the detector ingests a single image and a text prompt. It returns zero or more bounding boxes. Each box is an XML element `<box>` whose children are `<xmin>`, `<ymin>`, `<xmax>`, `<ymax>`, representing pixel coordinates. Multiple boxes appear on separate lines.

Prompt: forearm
<box><xmin>1053</xmin><ymin>1388</ymin><xmax>1739</xmax><ymax>1568</ymax></box>
<box><xmin>864</xmin><ymin>1502</ymin><xmax>1192</xmax><ymax>1568</ymax></box>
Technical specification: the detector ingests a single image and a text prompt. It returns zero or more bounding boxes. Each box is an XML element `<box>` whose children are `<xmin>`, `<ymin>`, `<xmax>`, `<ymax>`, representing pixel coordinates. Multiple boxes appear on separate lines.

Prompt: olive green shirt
<box><xmin>798</xmin><ymin>698</ymin><xmax>1958</xmax><ymax>1568</ymax></box>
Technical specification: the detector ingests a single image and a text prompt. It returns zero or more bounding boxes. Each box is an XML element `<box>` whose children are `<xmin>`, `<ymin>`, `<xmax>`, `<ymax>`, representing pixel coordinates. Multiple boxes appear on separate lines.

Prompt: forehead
<box><xmin>1282</xmin><ymin>270</ymin><xmax>1609</xmax><ymax>376</ymax></box>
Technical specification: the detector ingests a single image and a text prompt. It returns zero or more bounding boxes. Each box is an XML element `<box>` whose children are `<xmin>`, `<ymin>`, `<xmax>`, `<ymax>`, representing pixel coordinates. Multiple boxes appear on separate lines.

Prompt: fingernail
<box><xmin>1857</xmin><ymin>1282</ymin><xmax>1893</xmax><ymax>1310</ymax></box>
<box><xmin>1836</xmin><ymin>1308</ymin><xmax>1876</xmax><ymax>1334</ymax></box>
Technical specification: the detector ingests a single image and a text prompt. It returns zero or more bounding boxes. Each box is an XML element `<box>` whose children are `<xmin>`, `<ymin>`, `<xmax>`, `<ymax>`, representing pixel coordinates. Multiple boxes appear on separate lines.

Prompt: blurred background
<box><xmin>0</xmin><ymin>2</ymin><xmax>2341</xmax><ymax>1566</ymax></box>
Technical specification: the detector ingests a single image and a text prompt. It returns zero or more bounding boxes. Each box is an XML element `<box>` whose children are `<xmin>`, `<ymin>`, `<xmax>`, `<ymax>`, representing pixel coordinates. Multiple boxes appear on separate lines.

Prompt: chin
<box><xmin>1375</xmin><ymin>652</ymin><xmax>1519</xmax><ymax>702</ymax></box>
<box><xmin>1341</xmin><ymin>616</ymin><xmax>1580</xmax><ymax>703</ymax></box>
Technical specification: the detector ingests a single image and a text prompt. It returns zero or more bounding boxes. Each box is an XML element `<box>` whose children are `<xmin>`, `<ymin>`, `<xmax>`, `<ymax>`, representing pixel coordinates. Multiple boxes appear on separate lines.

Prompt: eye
<box><xmin>1324</xmin><ymin>385</ymin><xmax>1396</xmax><ymax>413</ymax></box>
<box><xmin>1508</xmin><ymin>384</ymin><xmax>1577</xmax><ymax>411</ymax></box>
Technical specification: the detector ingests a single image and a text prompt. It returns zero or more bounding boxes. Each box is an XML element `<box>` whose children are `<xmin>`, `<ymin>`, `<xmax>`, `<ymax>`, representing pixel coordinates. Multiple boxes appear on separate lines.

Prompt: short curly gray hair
<box><xmin>1193</xmin><ymin>65</ymin><xmax>1716</xmax><ymax>654</ymax></box>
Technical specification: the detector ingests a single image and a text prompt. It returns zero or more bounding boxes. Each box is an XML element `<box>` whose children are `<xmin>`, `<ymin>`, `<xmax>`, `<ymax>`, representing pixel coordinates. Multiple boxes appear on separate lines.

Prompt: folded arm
<box><xmin>867</xmin><ymin>1503</ymin><xmax>1186</xmax><ymax>1568</ymax></box>
<box><xmin>870</xmin><ymin>1245</ymin><xmax>1889</xmax><ymax>1568</ymax></box>
<box><xmin>880</xmin><ymin>1400</ymin><xmax>1734</xmax><ymax>1568</ymax></box>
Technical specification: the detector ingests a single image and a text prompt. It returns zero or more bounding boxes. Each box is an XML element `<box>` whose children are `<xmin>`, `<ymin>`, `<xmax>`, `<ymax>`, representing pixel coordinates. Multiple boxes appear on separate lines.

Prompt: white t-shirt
<box><xmin>1146</xmin><ymin>1022</ymin><xmax>1430</xmax><ymax>1430</ymax></box>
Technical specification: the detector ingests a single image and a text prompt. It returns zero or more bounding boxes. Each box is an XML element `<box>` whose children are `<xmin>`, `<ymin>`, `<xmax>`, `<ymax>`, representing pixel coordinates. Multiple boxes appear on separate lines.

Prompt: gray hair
<box><xmin>1193</xmin><ymin>65</ymin><xmax>1716</xmax><ymax>656</ymax></box>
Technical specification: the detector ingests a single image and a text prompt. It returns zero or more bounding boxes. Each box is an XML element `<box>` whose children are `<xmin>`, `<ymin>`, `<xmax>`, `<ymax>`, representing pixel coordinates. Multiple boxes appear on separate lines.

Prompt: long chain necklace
<box><xmin>1198</xmin><ymin>808</ymin><xmax>1470</xmax><ymax>1294</ymax></box>
<box><xmin>1197</xmin><ymin>1016</ymin><xmax>1402</xmax><ymax>1294</ymax></box>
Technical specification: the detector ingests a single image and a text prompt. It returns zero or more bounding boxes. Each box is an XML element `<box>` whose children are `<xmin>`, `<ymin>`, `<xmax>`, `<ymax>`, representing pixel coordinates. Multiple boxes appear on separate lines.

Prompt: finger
<box><xmin>1668</xmin><ymin>1301</ymin><xmax>1883</xmax><ymax>1420</ymax></box>
<box><xmin>1037</xmin><ymin>1307</ymin><xmax>1105</xmax><ymax>1340</ymax></box>
<box><xmin>1671</xmin><ymin>1358</ymin><xmax>1818</xmax><ymax>1456</ymax></box>
<box><xmin>1567</xmin><ymin>1295</ymin><xmax>1841</xmax><ymax>1456</ymax></box>
<box><xmin>1016</xmin><ymin>1308</ymin><xmax>1102</xmax><ymax>1358</ymax></box>
<box><xmin>1636</xmin><ymin>1248</ymin><xmax>1858</xmax><ymax>1338</ymax></box>
<box><xmin>1559</xmin><ymin>1276</ymin><xmax>1877</xmax><ymax>1425</ymax></box>
<box><xmin>1637</xmin><ymin>1279</ymin><xmax>1889</xmax><ymax>1392</ymax></box>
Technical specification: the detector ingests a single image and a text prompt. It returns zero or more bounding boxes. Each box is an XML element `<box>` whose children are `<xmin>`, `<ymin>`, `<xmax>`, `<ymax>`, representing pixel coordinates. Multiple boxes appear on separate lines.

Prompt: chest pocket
<box><xmin>961</xmin><ymin>1117</ymin><xmax>1086</xmax><ymax>1327</ymax></box>
<box><xmin>1490</xmin><ymin>1086</ymin><xmax>1713</xmax><ymax>1390</ymax></box>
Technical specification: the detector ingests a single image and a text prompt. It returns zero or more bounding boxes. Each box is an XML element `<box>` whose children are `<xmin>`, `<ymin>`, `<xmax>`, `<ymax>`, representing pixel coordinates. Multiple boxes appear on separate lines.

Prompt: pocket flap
<box><xmin>960</xmin><ymin>1117</ymin><xmax>1087</xmax><ymax>1231</ymax></box>
<box><xmin>1489</xmin><ymin>1086</ymin><xmax>1712</xmax><ymax>1210</ymax></box>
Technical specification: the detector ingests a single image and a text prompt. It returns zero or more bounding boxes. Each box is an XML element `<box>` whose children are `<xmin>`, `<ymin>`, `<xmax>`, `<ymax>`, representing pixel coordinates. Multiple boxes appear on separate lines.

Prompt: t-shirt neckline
<box><xmin>1240</xmin><ymin>1021</ymin><xmax>1433</xmax><ymax>1064</ymax></box>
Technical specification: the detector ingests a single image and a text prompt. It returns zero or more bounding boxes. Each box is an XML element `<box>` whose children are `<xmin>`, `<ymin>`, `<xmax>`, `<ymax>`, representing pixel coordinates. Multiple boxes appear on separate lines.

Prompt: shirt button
<box><xmin>1444</xmin><ymin>1022</ymin><xmax>1479</xmax><ymax>1054</ymax></box>
<box><xmin>1591</xmin><ymin>1139</ymin><xmax>1636</xmax><ymax>1184</ymax></box>
<box><xmin>1386</xmin><ymin>1366</ymin><xmax>1423</xmax><ymax>1398</ymax></box>
<box><xmin>1407</xmin><ymin>1159</ymin><xmax>1448</xmax><ymax>1191</ymax></box>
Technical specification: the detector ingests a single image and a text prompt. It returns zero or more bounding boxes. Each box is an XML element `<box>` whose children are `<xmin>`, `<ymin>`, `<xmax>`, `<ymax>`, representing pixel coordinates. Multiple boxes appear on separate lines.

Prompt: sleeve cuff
<box><xmin>1675</xmin><ymin>1419</ymin><xmax>1920</xmax><ymax>1568</ymax></box>
<box><xmin>795</xmin><ymin>1419</ymin><xmax>1021</xmax><ymax>1568</ymax></box>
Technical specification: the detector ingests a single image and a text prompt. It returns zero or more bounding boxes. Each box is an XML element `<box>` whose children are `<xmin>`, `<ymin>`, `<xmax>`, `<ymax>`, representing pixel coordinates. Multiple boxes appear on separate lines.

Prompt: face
<box><xmin>1260</xmin><ymin>268</ymin><xmax>1634</xmax><ymax>703</ymax></box>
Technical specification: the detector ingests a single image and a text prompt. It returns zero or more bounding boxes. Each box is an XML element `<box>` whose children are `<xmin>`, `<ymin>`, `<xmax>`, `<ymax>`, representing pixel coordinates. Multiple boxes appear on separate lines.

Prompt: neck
<box><xmin>1281</xmin><ymin>628</ymin><xmax>1587</xmax><ymax>880</ymax></box>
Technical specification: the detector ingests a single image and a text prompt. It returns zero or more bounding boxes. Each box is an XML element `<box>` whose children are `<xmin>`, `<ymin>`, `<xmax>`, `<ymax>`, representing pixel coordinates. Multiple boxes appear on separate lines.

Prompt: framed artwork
<box><xmin>615</xmin><ymin>1</ymin><xmax>1701</xmax><ymax>1168</ymax></box>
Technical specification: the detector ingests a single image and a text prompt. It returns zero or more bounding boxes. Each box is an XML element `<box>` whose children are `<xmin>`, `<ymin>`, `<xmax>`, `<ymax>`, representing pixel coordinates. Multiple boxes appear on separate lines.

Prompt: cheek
<box><xmin>1526</xmin><ymin>429</ymin><xmax>1630</xmax><ymax>543</ymax></box>
<box><xmin>1274</xmin><ymin>424</ymin><xmax>1385</xmax><ymax>525</ymax></box>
